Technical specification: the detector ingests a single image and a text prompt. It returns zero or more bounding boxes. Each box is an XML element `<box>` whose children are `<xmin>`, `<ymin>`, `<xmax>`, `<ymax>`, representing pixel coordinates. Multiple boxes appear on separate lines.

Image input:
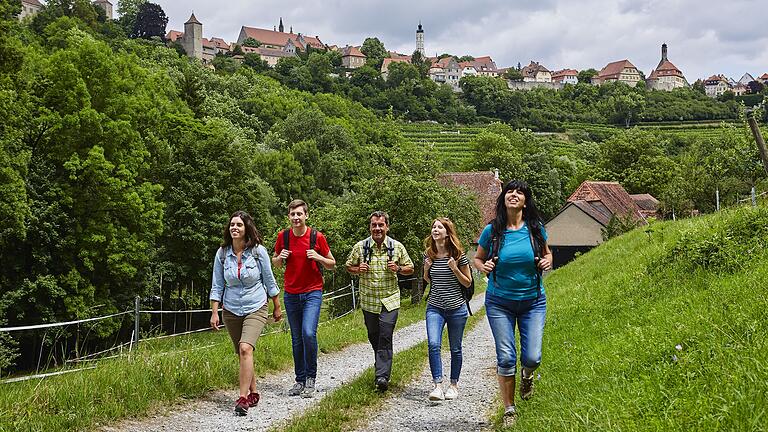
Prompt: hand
<box><xmin>306</xmin><ymin>249</ymin><xmax>319</xmax><ymax>261</ymax></box>
<box><xmin>272</xmin><ymin>307</ymin><xmax>283</xmax><ymax>322</ymax></box>
<box><xmin>358</xmin><ymin>263</ymin><xmax>370</xmax><ymax>273</ymax></box>
<box><xmin>481</xmin><ymin>259</ymin><xmax>496</xmax><ymax>275</ymax></box>
<box><xmin>424</xmin><ymin>257</ymin><xmax>432</xmax><ymax>272</ymax></box>
<box><xmin>537</xmin><ymin>257</ymin><xmax>552</xmax><ymax>271</ymax></box>
<box><xmin>210</xmin><ymin>312</ymin><xmax>220</xmax><ymax>330</ymax></box>
<box><xmin>278</xmin><ymin>249</ymin><xmax>291</xmax><ymax>260</ymax></box>
<box><xmin>447</xmin><ymin>257</ymin><xmax>458</xmax><ymax>271</ymax></box>
<box><xmin>387</xmin><ymin>261</ymin><xmax>400</xmax><ymax>273</ymax></box>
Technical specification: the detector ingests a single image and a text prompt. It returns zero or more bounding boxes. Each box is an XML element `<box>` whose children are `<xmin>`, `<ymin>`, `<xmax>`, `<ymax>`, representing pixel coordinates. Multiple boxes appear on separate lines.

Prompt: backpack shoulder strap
<box><xmin>387</xmin><ymin>239</ymin><xmax>394</xmax><ymax>261</ymax></box>
<box><xmin>526</xmin><ymin>222</ymin><xmax>543</xmax><ymax>298</ymax></box>
<box><xmin>309</xmin><ymin>228</ymin><xmax>317</xmax><ymax>249</ymax></box>
<box><xmin>362</xmin><ymin>237</ymin><xmax>372</xmax><ymax>263</ymax></box>
<box><xmin>282</xmin><ymin>229</ymin><xmax>290</xmax><ymax>251</ymax></box>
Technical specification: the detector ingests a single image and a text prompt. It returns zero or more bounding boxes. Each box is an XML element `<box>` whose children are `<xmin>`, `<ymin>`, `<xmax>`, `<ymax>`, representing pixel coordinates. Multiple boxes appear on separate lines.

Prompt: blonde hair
<box><xmin>423</xmin><ymin>217</ymin><xmax>464</xmax><ymax>261</ymax></box>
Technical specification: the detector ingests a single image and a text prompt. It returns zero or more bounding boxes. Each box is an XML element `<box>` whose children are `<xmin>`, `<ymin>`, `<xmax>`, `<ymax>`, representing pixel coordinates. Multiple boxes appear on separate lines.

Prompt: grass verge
<box><xmin>0</xmin><ymin>296</ymin><xmax>429</xmax><ymax>431</ymax></box>
<box><xmin>276</xmin><ymin>301</ymin><xmax>487</xmax><ymax>432</ymax></box>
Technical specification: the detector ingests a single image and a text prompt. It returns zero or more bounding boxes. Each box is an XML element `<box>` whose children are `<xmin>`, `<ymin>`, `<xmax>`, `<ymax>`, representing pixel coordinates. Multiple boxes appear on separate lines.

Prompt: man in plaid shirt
<box><xmin>345</xmin><ymin>211</ymin><xmax>414</xmax><ymax>391</ymax></box>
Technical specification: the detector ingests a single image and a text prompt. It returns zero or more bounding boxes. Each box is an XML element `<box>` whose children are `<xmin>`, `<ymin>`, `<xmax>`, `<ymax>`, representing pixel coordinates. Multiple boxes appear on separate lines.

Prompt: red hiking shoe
<box><xmin>234</xmin><ymin>396</ymin><xmax>249</xmax><ymax>416</ymax></box>
<box><xmin>247</xmin><ymin>392</ymin><xmax>260</xmax><ymax>407</ymax></box>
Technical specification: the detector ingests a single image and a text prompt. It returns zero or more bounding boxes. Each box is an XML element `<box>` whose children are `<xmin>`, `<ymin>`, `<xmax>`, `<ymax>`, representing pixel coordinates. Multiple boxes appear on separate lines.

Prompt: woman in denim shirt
<box><xmin>210</xmin><ymin>210</ymin><xmax>282</xmax><ymax>416</ymax></box>
<box><xmin>473</xmin><ymin>180</ymin><xmax>552</xmax><ymax>425</ymax></box>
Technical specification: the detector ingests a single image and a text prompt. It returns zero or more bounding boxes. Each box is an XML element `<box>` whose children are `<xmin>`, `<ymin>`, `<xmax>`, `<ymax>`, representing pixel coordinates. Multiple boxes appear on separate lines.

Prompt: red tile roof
<box><xmin>630</xmin><ymin>194</ymin><xmax>660</xmax><ymax>218</ymax></box>
<box><xmin>551</xmin><ymin>69</ymin><xmax>578</xmax><ymax>79</ymax></box>
<box><xmin>438</xmin><ymin>171</ymin><xmax>502</xmax><ymax>242</ymax></box>
<box><xmin>567</xmin><ymin>181</ymin><xmax>646</xmax><ymax>224</ymax></box>
<box><xmin>598</xmin><ymin>59</ymin><xmax>639</xmax><ymax>80</ymax></box>
<box><xmin>521</xmin><ymin>61</ymin><xmax>550</xmax><ymax>78</ymax></box>
<box><xmin>240</xmin><ymin>26</ymin><xmax>324</xmax><ymax>49</ymax></box>
<box><xmin>185</xmin><ymin>13</ymin><xmax>201</xmax><ymax>25</ymax></box>
<box><xmin>760</xmin><ymin>73</ymin><xmax>768</xmax><ymax>80</ymax></box>
<box><xmin>209</xmin><ymin>37</ymin><xmax>230</xmax><ymax>50</ymax></box>
<box><xmin>166</xmin><ymin>30</ymin><xmax>184</xmax><ymax>42</ymax></box>
<box><xmin>381</xmin><ymin>57</ymin><xmax>411</xmax><ymax>72</ymax></box>
<box><xmin>341</xmin><ymin>45</ymin><xmax>366</xmax><ymax>58</ymax></box>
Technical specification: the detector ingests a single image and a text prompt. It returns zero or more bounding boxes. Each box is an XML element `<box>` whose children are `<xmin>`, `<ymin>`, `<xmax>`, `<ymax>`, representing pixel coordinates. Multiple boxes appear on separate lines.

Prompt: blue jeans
<box><xmin>485</xmin><ymin>292</ymin><xmax>547</xmax><ymax>376</ymax></box>
<box><xmin>284</xmin><ymin>290</ymin><xmax>323</xmax><ymax>382</ymax></box>
<box><xmin>426</xmin><ymin>303</ymin><xmax>469</xmax><ymax>383</ymax></box>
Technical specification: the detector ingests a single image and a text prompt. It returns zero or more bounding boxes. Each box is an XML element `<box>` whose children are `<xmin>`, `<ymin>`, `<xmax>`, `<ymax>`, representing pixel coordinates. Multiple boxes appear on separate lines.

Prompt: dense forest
<box><xmin>0</xmin><ymin>0</ymin><xmax>766</xmax><ymax>374</ymax></box>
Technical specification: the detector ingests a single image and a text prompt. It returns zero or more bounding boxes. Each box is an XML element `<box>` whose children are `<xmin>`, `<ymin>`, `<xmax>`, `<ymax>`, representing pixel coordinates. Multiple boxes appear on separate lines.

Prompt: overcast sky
<box><xmin>137</xmin><ymin>0</ymin><xmax>767</xmax><ymax>81</ymax></box>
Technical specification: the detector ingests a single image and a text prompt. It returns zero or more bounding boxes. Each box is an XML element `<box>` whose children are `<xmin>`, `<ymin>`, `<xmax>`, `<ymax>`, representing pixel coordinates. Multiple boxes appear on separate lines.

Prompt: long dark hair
<box><xmin>491</xmin><ymin>180</ymin><xmax>546</xmax><ymax>253</ymax></box>
<box><xmin>221</xmin><ymin>210</ymin><xmax>262</xmax><ymax>250</ymax></box>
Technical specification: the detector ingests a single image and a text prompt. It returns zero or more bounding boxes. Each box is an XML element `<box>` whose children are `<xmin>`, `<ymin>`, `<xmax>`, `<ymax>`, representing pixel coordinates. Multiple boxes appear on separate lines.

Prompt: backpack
<box><xmin>216</xmin><ymin>245</ymin><xmax>266</xmax><ymax>302</ymax></box>
<box><xmin>485</xmin><ymin>223</ymin><xmax>544</xmax><ymax>298</ymax></box>
<box><xmin>462</xmin><ymin>268</ymin><xmax>475</xmax><ymax>316</ymax></box>
<box><xmin>362</xmin><ymin>237</ymin><xmax>394</xmax><ymax>264</ymax></box>
<box><xmin>282</xmin><ymin>228</ymin><xmax>323</xmax><ymax>273</ymax></box>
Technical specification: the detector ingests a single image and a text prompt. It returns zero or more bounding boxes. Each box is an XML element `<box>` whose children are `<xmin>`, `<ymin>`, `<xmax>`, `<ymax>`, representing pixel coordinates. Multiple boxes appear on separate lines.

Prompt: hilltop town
<box><xmin>18</xmin><ymin>0</ymin><xmax>767</xmax><ymax>98</ymax></box>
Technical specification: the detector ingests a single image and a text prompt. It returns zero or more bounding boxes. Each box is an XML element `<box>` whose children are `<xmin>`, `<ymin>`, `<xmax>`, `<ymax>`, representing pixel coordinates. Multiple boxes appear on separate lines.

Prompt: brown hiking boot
<box><xmin>520</xmin><ymin>373</ymin><xmax>534</xmax><ymax>400</ymax></box>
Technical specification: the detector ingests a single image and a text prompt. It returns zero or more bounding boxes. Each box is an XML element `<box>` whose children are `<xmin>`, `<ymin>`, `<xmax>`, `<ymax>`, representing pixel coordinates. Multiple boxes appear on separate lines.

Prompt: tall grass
<box><xmin>499</xmin><ymin>205</ymin><xmax>768</xmax><ymax>431</ymax></box>
<box><xmin>0</xmin><ymin>297</ymin><xmax>429</xmax><ymax>431</ymax></box>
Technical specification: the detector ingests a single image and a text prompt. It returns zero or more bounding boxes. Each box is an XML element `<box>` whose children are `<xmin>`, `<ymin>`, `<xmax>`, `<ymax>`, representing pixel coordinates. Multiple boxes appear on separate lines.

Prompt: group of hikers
<box><xmin>209</xmin><ymin>179</ymin><xmax>553</xmax><ymax>423</ymax></box>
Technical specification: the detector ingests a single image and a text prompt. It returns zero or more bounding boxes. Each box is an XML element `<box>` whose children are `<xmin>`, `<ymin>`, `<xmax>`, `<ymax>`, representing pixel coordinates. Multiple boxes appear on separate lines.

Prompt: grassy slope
<box><xmin>508</xmin><ymin>205</ymin><xmax>768</xmax><ymax>431</ymax></box>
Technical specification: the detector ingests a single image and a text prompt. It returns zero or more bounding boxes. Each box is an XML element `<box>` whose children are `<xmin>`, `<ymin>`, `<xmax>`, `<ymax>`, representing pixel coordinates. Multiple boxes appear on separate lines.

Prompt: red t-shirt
<box><xmin>274</xmin><ymin>228</ymin><xmax>330</xmax><ymax>294</ymax></box>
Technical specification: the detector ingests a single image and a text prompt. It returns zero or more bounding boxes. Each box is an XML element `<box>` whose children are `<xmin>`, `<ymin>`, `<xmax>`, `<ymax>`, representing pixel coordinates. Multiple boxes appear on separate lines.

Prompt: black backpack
<box><xmin>462</xmin><ymin>271</ymin><xmax>475</xmax><ymax>316</ymax></box>
<box><xmin>282</xmin><ymin>228</ymin><xmax>323</xmax><ymax>273</ymax></box>
<box><xmin>362</xmin><ymin>237</ymin><xmax>394</xmax><ymax>264</ymax></box>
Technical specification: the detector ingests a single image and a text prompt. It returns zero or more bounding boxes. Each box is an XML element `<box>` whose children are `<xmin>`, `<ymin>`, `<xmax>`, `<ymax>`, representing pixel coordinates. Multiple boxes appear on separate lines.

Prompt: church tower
<box><xmin>182</xmin><ymin>13</ymin><xmax>203</xmax><ymax>60</ymax></box>
<box><xmin>416</xmin><ymin>22</ymin><xmax>425</xmax><ymax>56</ymax></box>
<box><xmin>279</xmin><ymin>17</ymin><xmax>284</xmax><ymax>33</ymax></box>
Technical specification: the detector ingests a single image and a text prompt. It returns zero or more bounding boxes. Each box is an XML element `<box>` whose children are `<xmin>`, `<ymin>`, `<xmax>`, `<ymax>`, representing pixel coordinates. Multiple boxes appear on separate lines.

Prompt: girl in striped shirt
<box><xmin>423</xmin><ymin>217</ymin><xmax>473</xmax><ymax>401</ymax></box>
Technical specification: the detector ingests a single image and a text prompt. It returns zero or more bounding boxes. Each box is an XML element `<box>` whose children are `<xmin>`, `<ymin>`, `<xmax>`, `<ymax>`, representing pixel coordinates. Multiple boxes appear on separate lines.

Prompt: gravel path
<box><xmin>353</xmin><ymin>316</ymin><xmax>497</xmax><ymax>432</ymax></box>
<box><xmin>102</xmin><ymin>294</ymin><xmax>487</xmax><ymax>432</ymax></box>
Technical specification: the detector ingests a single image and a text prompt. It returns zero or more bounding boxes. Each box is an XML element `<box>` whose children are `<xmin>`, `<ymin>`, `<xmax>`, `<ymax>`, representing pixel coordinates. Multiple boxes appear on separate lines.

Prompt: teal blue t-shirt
<box><xmin>478</xmin><ymin>223</ymin><xmax>547</xmax><ymax>300</ymax></box>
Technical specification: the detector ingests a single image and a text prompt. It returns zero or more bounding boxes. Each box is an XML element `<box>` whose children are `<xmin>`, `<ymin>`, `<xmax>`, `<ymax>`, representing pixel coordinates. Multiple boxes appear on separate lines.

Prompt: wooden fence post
<box><xmin>747</xmin><ymin>117</ymin><xmax>768</xmax><ymax>176</ymax></box>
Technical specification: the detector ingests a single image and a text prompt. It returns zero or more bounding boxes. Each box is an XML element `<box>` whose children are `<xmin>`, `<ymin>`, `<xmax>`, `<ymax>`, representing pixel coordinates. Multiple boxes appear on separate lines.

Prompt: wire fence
<box><xmin>0</xmin><ymin>281</ymin><xmax>363</xmax><ymax>385</ymax></box>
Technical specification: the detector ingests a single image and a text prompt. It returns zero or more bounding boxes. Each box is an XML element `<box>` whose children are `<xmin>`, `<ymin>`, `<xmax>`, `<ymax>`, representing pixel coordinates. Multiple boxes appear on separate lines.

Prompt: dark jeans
<box><xmin>363</xmin><ymin>306</ymin><xmax>399</xmax><ymax>380</ymax></box>
<box><xmin>284</xmin><ymin>290</ymin><xmax>323</xmax><ymax>382</ymax></box>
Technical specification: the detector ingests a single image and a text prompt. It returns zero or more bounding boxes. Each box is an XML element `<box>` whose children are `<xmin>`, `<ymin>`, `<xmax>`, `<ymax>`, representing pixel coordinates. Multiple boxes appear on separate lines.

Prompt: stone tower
<box><xmin>279</xmin><ymin>17</ymin><xmax>284</xmax><ymax>33</ymax></box>
<box><xmin>93</xmin><ymin>0</ymin><xmax>113</xmax><ymax>20</ymax></box>
<box><xmin>657</xmin><ymin>43</ymin><xmax>668</xmax><ymax>68</ymax></box>
<box><xmin>416</xmin><ymin>22</ymin><xmax>425</xmax><ymax>56</ymax></box>
<box><xmin>182</xmin><ymin>13</ymin><xmax>203</xmax><ymax>60</ymax></box>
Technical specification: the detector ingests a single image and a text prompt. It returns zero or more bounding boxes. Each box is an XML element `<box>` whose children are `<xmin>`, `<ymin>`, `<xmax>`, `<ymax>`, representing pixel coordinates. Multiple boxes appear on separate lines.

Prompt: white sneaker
<box><xmin>444</xmin><ymin>385</ymin><xmax>458</xmax><ymax>400</ymax></box>
<box><xmin>428</xmin><ymin>384</ymin><xmax>445</xmax><ymax>401</ymax></box>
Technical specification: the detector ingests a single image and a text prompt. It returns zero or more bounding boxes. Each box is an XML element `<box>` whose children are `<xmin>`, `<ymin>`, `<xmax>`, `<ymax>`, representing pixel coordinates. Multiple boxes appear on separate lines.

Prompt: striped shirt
<box><xmin>426</xmin><ymin>254</ymin><xmax>469</xmax><ymax>310</ymax></box>
<box><xmin>345</xmin><ymin>236</ymin><xmax>414</xmax><ymax>313</ymax></box>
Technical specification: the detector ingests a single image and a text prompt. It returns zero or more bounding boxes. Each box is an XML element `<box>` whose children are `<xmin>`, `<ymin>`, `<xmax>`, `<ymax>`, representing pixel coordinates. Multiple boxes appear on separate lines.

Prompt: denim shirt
<box><xmin>210</xmin><ymin>244</ymin><xmax>279</xmax><ymax>317</ymax></box>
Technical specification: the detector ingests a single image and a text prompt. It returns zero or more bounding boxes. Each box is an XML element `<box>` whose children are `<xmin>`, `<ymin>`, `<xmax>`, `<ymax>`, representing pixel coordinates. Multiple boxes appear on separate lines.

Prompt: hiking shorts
<box><xmin>222</xmin><ymin>303</ymin><xmax>268</xmax><ymax>354</ymax></box>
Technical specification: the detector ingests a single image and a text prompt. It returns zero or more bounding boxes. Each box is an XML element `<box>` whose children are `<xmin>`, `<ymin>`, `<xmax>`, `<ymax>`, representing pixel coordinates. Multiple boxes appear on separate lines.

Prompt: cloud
<box><xmin>147</xmin><ymin>0</ymin><xmax>767</xmax><ymax>81</ymax></box>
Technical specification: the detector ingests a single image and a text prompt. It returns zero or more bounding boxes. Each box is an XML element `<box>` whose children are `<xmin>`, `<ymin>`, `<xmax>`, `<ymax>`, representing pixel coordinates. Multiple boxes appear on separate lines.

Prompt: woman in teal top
<box><xmin>473</xmin><ymin>180</ymin><xmax>552</xmax><ymax>425</ymax></box>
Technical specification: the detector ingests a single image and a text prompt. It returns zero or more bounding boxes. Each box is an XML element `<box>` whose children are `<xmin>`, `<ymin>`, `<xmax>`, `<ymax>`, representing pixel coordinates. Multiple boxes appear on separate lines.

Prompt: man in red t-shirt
<box><xmin>272</xmin><ymin>199</ymin><xmax>335</xmax><ymax>398</ymax></box>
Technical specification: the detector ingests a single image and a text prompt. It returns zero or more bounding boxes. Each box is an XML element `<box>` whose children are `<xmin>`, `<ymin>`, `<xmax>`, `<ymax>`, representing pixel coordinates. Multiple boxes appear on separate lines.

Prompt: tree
<box><xmin>132</xmin><ymin>2</ymin><xmax>167</xmax><ymax>40</ymax></box>
<box><xmin>360</xmin><ymin>37</ymin><xmax>387</xmax><ymax>69</ymax></box>
<box><xmin>504</xmin><ymin>68</ymin><xmax>523</xmax><ymax>81</ymax></box>
<box><xmin>410</xmin><ymin>50</ymin><xmax>430</xmax><ymax>77</ymax></box>
<box><xmin>457</xmin><ymin>55</ymin><xmax>475</xmax><ymax>62</ymax></box>
<box><xmin>577</xmin><ymin>68</ymin><xmax>598</xmax><ymax>84</ymax></box>
<box><xmin>603</xmin><ymin>92</ymin><xmax>645</xmax><ymax>127</ymax></box>
<box><xmin>747</xmin><ymin>80</ymin><xmax>764</xmax><ymax>94</ymax></box>
<box><xmin>117</xmin><ymin>0</ymin><xmax>146</xmax><ymax>35</ymax></box>
<box><xmin>241</xmin><ymin>37</ymin><xmax>261</xmax><ymax>48</ymax></box>
<box><xmin>243</xmin><ymin>53</ymin><xmax>269</xmax><ymax>72</ymax></box>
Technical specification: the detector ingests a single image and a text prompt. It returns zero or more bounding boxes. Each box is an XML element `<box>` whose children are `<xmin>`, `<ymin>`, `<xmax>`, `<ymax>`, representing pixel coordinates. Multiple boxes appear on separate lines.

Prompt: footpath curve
<box><xmin>103</xmin><ymin>294</ymin><xmax>487</xmax><ymax>432</ymax></box>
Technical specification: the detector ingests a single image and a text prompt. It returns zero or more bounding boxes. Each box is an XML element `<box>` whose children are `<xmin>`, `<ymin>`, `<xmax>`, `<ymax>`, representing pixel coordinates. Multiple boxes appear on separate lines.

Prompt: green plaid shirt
<box><xmin>346</xmin><ymin>236</ymin><xmax>414</xmax><ymax>313</ymax></box>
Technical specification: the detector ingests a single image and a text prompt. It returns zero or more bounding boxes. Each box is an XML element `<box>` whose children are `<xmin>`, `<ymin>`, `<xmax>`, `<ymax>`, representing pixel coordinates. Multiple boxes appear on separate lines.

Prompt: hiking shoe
<box><xmin>428</xmin><ymin>384</ymin><xmax>445</xmax><ymax>401</ymax></box>
<box><xmin>375</xmin><ymin>377</ymin><xmax>389</xmax><ymax>392</ymax></box>
<box><xmin>246</xmin><ymin>392</ymin><xmax>260</xmax><ymax>407</ymax></box>
<box><xmin>288</xmin><ymin>381</ymin><xmax>305</xmax><ymax>396</ymax></box>
<box><xmin>234</xmin><ymin>396</ymin><xmax>249</xmax><ymax>416</ymax></box>
<box><xmin>503</xmin><ymin>405</ymin><xmax>517</xmax><ymax>427</ymax></box>
<box><xmin>300</xmin><ymin>377</ymin><xmax>315</xmax><ymax>398</ymax></box>
<box><xmin>444</xmin><ymin>385</ymin><xmax>458</xmax><ymax>400</ymax></box>
<box><xmin>520</xmin><ymin>374</ymin><xmax>534</xmax><ymax>400</ymax></box>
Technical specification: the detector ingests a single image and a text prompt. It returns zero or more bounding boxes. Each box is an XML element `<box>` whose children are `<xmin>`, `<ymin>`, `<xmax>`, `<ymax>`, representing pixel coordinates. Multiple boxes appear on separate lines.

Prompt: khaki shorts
<box><xmin>222</xmin><ymin>303</ymin><xmax>268</xmax><ymax>354</ymax></box>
